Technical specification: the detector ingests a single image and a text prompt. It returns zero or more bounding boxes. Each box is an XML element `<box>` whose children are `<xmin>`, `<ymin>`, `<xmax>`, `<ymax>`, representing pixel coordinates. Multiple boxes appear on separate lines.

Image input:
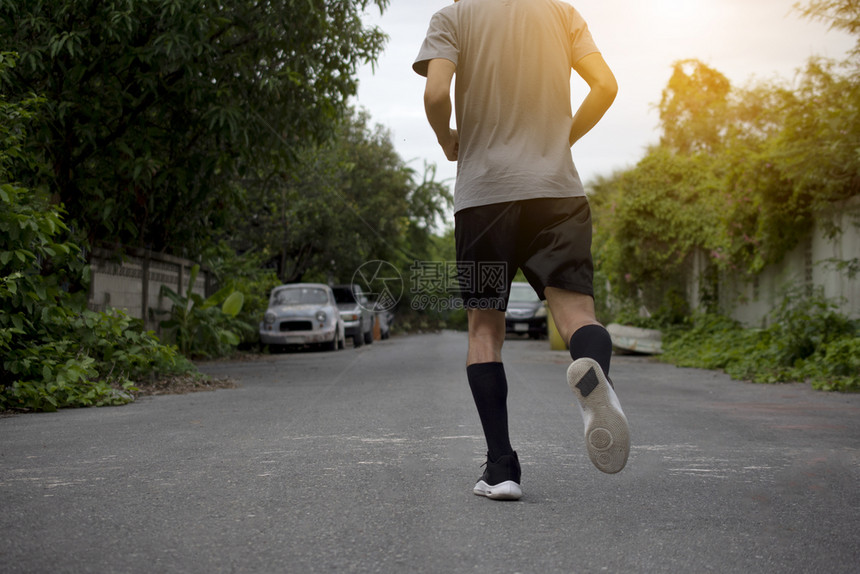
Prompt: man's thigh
<box><xmin>454</xmin><ymin>202</ymin><xmax>520</xmax><ymax>310</ymax></box>
<box><xmin>517</xmin><ymin>196</ymin><xmax>594</xmax><ymax>300</ymax></box>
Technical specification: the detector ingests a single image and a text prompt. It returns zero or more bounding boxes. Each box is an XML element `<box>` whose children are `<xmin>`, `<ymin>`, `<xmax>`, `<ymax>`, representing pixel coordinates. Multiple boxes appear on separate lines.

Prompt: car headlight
<box><xmin>264</xmin><ymin>311</ymin><xmax>276</xmax><ymax>324</ymax></box>
<box><xmin>341</xmin><ymin>313</ymin><xmax>359</xmax><ymax>321</ymax></box>
<box><xmin>535</xmin><ymin>305</ymin><xmax>547</xmax><ymax>318</ymax></box>
<box><xmin>316</xmin><ymin>310</ymin><xmax>327</xmax><ymax>323</ymax></box>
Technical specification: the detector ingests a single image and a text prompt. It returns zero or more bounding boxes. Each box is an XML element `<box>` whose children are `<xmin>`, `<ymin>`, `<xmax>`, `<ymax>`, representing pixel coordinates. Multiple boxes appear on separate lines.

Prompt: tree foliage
<box><xmin>1</xmin><ymin>54</ymin><xmax>192</xmax><ymax>412</ymax></box>
<box><xmin>0</xmin><ymin>0</ymin><xmax>389</xmax><ymax>254</ymax></box>
<box><xmin>235</xmin><ymin>109</ymin><xmax>452</xmax><ymax>285</ymax></box>
<box><xmin>658</xmin><ymin>59</ymin><xmax>731</xmax><ymax>154</ymax></box>
<box><xmin>591</xmin><ymin>4</ymin><xmax>860</xmax><ymax>319</ymax></box>
<box><xmin>794</xmin><ymin>0</ymin><xmax>860</xmax><ymax>56</ymax></box>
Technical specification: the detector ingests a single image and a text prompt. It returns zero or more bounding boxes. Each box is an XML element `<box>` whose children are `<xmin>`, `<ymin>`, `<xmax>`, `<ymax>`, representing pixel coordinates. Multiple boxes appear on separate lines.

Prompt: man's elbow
<box><xmin>597</xmin><ymin>74</ymin><xmax>618</xmax><ymax>105</ymax></box>
<box><xmin>574</xmin><ymin>53</ymin><xmax>618</xmax><ymax>105</ymax></box>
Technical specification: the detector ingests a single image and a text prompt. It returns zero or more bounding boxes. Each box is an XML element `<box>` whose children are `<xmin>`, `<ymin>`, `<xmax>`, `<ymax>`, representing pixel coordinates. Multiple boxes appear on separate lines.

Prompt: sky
<box><xmin>353</xmin><ymin>0</ymin><xmax>855</xmax><ymax>201</ymax></box>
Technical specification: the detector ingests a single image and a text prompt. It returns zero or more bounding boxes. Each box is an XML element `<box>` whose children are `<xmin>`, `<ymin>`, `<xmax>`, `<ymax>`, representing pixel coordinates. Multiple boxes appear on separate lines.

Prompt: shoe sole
<box><xmin>473</xmin><ymin>480</ymin><xmax>523</xmax><ymax>501</ymax></box>
<box><xmin>567</xmin><ymin>358</ymin><xmax>630</xmax><ymax>474</ymax></box>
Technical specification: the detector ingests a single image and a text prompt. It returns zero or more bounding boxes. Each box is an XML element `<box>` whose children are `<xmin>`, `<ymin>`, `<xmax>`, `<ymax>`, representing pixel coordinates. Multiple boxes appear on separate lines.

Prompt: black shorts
<box><xmin>454</xmin><ymin>196</ymin><xmax>594</xmax><ymax>310</ymax></box>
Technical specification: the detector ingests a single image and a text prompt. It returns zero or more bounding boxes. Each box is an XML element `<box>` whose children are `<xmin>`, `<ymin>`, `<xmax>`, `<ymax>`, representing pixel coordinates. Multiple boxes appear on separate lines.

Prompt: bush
<box><xmin>201</xmin><ymin>242</ymin><xmax>281</xmax><ymax>350</ymax></box>
<box><xmin>157</xmin><ymin>264</ymin><xmax>250</xmax><ymax>358</ymax></box>
<box><xmin>2</xmin><ymin>310</ymin><xmax>192</xmax><ymax>412</ymax></box>
<box><xmin>0</xmin><ymin>181</ymin><xmax>194</xmax><ymax>411</ymax></box>
<box><xmin>661</xmin><ymin>288</ymin><xmax>860</xmax><ymax>392</ymax></box>
<box><xmin>1</xmin><ymin>55</ymin><xmax>195</xmax><ymax>412</ymax></box>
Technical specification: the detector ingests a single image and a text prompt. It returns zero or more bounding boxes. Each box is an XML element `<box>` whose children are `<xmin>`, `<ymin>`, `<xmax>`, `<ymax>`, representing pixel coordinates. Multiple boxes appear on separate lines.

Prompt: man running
<box><xmin>414</xmin><ymin>0</ymin><xmax>630</xmax><ymax>501</ymax></box>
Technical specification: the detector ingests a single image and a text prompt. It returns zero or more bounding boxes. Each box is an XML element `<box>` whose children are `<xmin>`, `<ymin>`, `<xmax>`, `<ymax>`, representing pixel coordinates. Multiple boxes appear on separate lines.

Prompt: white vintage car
<box><xmin>259</xmin><ymin>284</ymin><xmax>345</xmax><ymax>351</ymax></box>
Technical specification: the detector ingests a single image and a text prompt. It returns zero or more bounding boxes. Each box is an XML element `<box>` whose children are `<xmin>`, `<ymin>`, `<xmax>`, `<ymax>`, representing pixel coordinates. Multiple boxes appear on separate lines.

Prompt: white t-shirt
<box><xmin>414</xmin><ymin>0</ymin><xmax>599</xmax><ymax>213</ymax></box>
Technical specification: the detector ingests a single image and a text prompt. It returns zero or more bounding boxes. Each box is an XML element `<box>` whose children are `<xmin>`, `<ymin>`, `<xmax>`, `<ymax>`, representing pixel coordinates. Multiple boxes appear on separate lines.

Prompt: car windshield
<box><xmin>509</xmin><ymin>283</ymin><xmax>540</xmax><ymax>303</ymax></box>
<box><xmin>273</xmin><ymin>287</ymin><xmax>329</xmax><ymax>306</ymax></box>
<box><xmin>332</xmin><ymin>287</ymin><xmax>357</xmax><ymax>304</ymax></box>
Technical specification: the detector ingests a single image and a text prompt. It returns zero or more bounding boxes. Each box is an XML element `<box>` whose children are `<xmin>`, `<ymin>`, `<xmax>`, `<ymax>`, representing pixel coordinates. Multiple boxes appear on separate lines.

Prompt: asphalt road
<box><xmin>2</xmin><ymin>331</ymin><xmax>859</xmax><ymax>573</ymax></box>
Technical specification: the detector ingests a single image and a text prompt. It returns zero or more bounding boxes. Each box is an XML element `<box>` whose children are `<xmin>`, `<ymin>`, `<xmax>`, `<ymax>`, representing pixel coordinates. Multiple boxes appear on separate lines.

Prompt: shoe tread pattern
<box><xmin>568</xmin><ymin>358</ymin><xmax>630</xmax><ymax>474</ymax></box>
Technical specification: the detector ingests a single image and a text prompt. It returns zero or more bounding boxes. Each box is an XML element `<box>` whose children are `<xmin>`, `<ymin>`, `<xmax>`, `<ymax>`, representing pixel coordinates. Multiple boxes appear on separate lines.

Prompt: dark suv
<box><xmin>332</xmin><ymin>284</ymin><xmax>374</xmax><ymax>347</ymax></box>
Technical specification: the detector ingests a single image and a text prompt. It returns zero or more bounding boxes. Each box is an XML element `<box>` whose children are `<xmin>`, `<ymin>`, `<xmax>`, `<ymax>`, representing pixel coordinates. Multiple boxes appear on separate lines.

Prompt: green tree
<box><xmin>794</xmin><ymin>0</ymin><xmax>860</xmax><ymax>56</ymax></box>
<box><xmin>0</xmin><ymin>0</ymin><xmax>389</xmax><ymax>255</ymax></box>
<box><xmin>585</xmin><ymin>1</ymin><xmax>860</xmax><ymax>390</ymax></box>
<box><xmin>236</xmin><ymin>109</ymin><xmax>452</xmax><ymax>284</ymax></box>
<box><xmin>1</xmin><ymin>53</ymin><xmax>191</xmax><ymax>411</ymax></box>
<box><xmin>593</xmin><ymin>42</ymin><xmax>859</xmax><ymax>317</ymax></box>
<box><xmin>590</xmin><ymin>147</ymin><xmax>723</xmax><ymax>319</ymax></box>
<box><xmin>658</xmin><ymin>60</ymin><xmax>732</xmax><ymax>154</ymax></box>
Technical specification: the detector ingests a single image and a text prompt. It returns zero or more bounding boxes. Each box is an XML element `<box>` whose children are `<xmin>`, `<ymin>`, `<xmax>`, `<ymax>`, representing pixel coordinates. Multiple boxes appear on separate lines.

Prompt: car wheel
<box><xmin>364</xmin><ymin>328</ymin><xmax>373</xmax><ymax>345</ymax></box>
<box><xmin>353</xmin><ymin>334</ymin><xmax>363</xmax><ymax>347</ymax></box>
<box><xmin>325</xmin><ymin>332</ymin><xmax>338</xmax><ymax>351</ymax></box>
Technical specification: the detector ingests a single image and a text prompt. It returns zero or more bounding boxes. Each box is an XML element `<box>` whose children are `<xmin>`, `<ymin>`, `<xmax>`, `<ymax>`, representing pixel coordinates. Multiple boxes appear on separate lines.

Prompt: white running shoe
<box><xmin>567</xmin><ymin>358</ymin><xmax>630</xmax><ymax>474</ymax></box>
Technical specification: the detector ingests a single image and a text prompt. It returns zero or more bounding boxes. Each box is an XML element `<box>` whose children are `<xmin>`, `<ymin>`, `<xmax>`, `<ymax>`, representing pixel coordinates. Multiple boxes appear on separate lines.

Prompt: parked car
<box><xmin>505</xmin><ymin>282</ymin><xmax>548</xmax><ymax>339</ymax></box>
<box><xmin>332</xmin><ymin>284</ymin><xmax>374</xmax><ymax>347</ymax></box>
<box><xmin>259</xmin><ymin>284</ymin><xmax>345</xmax><ymax>351</ymax></box>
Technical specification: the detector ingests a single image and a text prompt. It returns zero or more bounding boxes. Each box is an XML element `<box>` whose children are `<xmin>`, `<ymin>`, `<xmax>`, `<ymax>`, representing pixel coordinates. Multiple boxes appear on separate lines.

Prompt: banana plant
<box><xmin>157</xmin><ymin>264</ymin><xmax>246</xmax><ymax>357</ymax></box>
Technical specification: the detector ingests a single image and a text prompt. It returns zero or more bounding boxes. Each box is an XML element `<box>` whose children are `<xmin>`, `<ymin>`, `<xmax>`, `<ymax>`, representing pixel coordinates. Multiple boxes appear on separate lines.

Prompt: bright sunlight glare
<box><xmin>653</xmin><ymin>0</ymin><xmax>704</xmax><ymax>23</ymax></box>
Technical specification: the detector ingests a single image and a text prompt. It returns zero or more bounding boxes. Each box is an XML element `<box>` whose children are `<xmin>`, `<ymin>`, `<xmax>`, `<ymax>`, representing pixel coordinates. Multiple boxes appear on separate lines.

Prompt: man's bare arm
<box><xmin>424</xmin><ymin>58</ymin><xmax>459</xmax><ymax>161</ymax></box>
<box><xmin>570</xmin><ymin>52</ymin><xmax>618</xmax><ymax>146</ymax></box>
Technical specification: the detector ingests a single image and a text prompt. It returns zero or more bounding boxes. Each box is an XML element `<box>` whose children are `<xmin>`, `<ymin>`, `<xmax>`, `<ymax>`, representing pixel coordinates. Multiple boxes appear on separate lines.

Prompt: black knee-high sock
<box><xmin>466</xmin><ymin>362</ymin><xmax>514</xmax><ymax>461</ymax></box>
<box><xmin>569</xmin><ymin>324</ymin><xmax>613</xmax><ymax>377</ymax></box>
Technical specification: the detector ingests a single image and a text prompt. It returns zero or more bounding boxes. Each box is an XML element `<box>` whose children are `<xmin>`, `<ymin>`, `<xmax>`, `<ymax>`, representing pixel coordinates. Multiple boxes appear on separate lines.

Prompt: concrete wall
<box><xmin>698</xmin><ymin>197</ymin><xmax>860</xmax><ymax>327</ymax></box>
<box><xmin>88</xmin><ymin>247</ymin><xmax>211</xmax><ymax>332</ymax></box>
